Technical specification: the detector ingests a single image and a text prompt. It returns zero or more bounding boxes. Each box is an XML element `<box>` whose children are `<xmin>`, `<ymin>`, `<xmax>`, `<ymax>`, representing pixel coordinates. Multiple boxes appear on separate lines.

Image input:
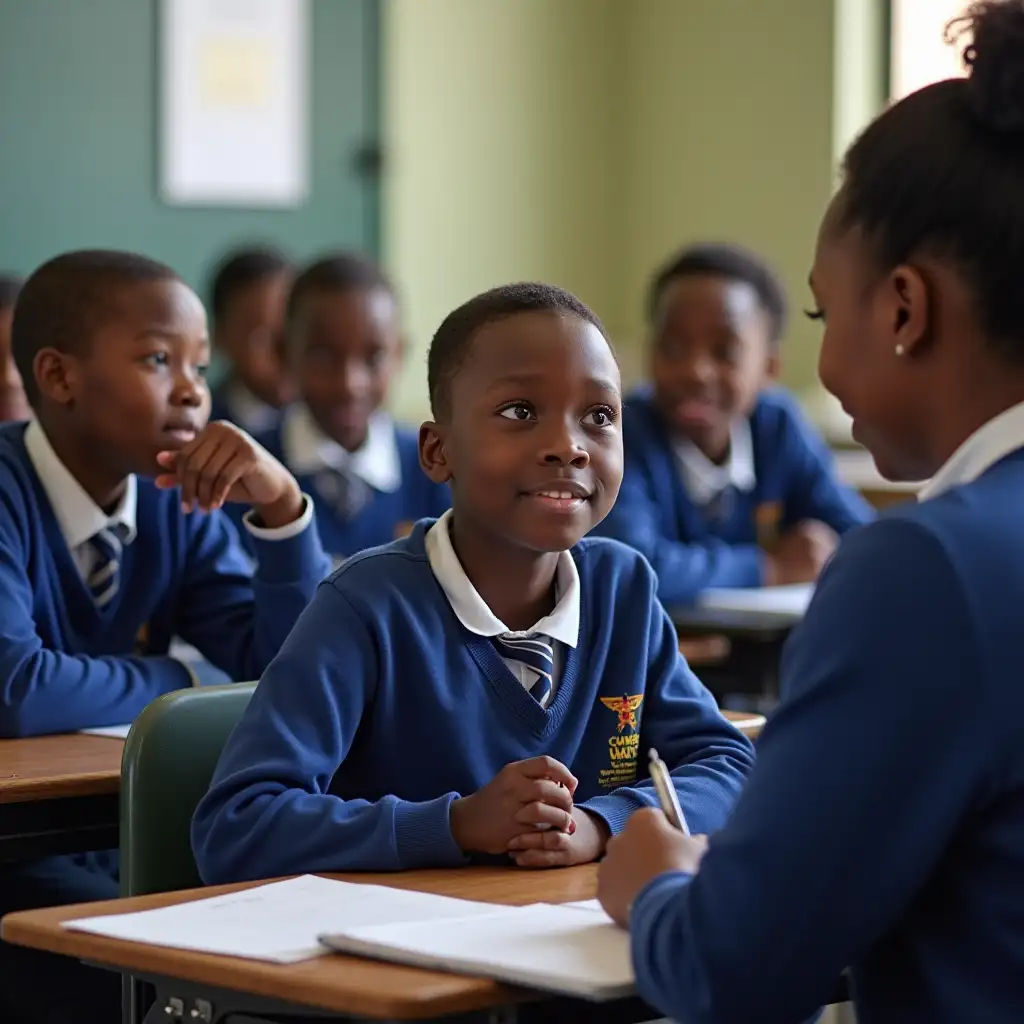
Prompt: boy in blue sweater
<box><xmin>192</xmin><ymin>282</ymin><xmax>754</xmax><ymax>883</ymax></box>
<box><xmin>597</xmin><ymin>5</ymin><xmax>1024</xmax><ymax>1023</ymax></box>
<box><xmin>595</xmin><ymin>243</ymin><xmax>872</xmax><ymax>604</ymax></box>
<box><xmin>207</xmin><ymin>245</ymin><xmax>294</xmax><ymax>434</ymax></box>
<box><xmin>0</xmin><ymin>250</ymin><xmax>330</xmax><ymax>1024</ymax></box>
<box><xmin>237</xmin><ymin>253</ymin><xmax>449</xmax><ymax>561</ymax></box>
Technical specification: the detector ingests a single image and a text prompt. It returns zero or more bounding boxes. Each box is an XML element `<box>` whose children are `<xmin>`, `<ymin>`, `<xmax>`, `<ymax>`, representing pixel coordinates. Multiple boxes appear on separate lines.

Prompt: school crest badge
<box><xmin>597</xmin><ymin>693</ymin><xmax>644</xmax><ymax>789</ymax></box>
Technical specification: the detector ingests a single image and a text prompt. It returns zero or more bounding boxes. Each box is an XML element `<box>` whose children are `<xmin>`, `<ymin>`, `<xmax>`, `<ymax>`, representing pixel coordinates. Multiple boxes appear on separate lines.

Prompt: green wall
<box><xmin>0</xmin><ymin>0</ymin><xmax>380</xmax><ymax>295</ymax></box>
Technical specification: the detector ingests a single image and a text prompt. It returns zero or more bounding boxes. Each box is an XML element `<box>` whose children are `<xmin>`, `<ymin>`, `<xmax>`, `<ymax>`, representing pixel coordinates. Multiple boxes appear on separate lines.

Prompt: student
<box><xmin>594</xmin><ymin>243</ymin><xmax>873</xmax><ymax>605</ymax></box>
<box><xmin>207</xmin><ymin>245</ymin><xmax>294</xmax><ymax>433</ymax></box>
<box><xmin>191</xmin><ymin>282</ymin><xmax>755</xmax><ymax>884</ymax></box>
<box><xmin>240</xmin><ymin>253</ymin><xmax>449</xmax><ymax>560</ymax></box>
<box><xmin>0</xmin><ymin>250</ymin><xmax>331</xmax><ymax>1024</ymax></box>
<box><xmin>0</xmin><ymin>274</ymin><xmax>30</xmax><ymax>422</ymax></box>
<box><xmin>596</xmin><ymin>5</ymin><xmax>1024</xmax><ymax>1023</ymax></box>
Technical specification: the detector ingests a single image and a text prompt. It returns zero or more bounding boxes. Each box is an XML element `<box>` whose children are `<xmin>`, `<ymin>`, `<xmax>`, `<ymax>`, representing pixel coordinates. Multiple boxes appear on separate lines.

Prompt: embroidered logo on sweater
<box><xmin>597</xmin><ymin>694</ymin><xmax>644</xmax><ymax>789</ymax></box>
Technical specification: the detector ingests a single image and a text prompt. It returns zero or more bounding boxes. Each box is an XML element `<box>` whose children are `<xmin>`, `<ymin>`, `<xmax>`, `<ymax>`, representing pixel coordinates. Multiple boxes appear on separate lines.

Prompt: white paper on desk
<box><xmin>63</xmin><ymin>874</ymin><xmax>505</xmax><ymax>963</ymax></box>
<box><xmin>78</xmin><ymin>724</ymin><xmax>132</xmax><ymax>739</ymax></box>
<box><xmin>696</xmin><ymin>583</ymin><xmax>813</xmax><ymax>617</ymax></box>
<box><xmin>319</xmin><ymin>902</ymin><xmax>634</xmax><ymax>1001</ymax></box>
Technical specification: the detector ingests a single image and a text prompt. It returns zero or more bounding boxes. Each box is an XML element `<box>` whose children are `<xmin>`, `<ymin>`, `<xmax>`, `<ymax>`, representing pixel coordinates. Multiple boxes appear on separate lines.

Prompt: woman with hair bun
<box><xmin>597</xmin><ymin>3</ymin><xmax>1024</xmax><ymax>1022</ymax></box>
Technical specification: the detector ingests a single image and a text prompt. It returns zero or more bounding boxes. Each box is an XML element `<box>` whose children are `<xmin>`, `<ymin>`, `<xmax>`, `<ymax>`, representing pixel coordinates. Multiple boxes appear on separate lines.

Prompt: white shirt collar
<box><xmin>674</xmin><ymin>418</ymin><xmax>756</xmax><ymax>506</ymax></box>
<box><xmin>424</xmin><ymin>509</ymin><xmax>580</xmax><ymax>647</ymax></box>
<box><xmin>918</xmin><ymin>401</ymin><xmax>1024</xmax><ymax>501</ymax></box>
<box><xmin>224</xmin><ymin>380</ymin><xmax>279</xmax><ymax>436</ymax></box>
<box><xmin>23</xmin><ymin>419</ymin><xmax>138</xmax><ymax>551</ymax></box>
<box><xmin>282</xmin><ymin>403</ymin><xmax>401</xmax><ymax>493</ymax></box>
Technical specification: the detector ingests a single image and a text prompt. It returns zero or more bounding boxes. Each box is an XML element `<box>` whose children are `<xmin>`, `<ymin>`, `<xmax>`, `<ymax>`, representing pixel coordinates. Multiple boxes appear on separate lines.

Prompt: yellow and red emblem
<box><xmin>599</xmin><ymin>694</ymin><xmax>644</xmax><ymax>733</ymax></box>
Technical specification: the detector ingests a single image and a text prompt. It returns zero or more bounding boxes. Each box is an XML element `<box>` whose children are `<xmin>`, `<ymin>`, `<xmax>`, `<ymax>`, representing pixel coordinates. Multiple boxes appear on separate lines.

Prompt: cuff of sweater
<box><xmin>248</xmin><ymin>497</ymin><xmax>330</xmax><ymax>584</ymax></box>
<box><xmin>577</xmin><ymin>792</ymin><xmax>646</xmax><ymax>837</ymax></box>
<box><xmin>394</xmin><ymin>793</ymin><xmax>467</xmax><ymax>869</ymax></box>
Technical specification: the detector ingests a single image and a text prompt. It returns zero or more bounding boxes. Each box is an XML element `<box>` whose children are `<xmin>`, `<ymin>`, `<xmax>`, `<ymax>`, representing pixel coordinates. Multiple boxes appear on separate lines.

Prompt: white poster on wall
<box><xmin>159</xmin><ymin>0</ymin><xmax>309</xmax><ymax>207</ymax></box>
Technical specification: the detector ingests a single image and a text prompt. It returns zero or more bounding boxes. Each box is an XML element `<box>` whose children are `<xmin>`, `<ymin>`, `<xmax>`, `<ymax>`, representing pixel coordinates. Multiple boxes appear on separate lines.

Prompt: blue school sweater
<box><xmin>191</xmin><ymin>524</ymin><xmax>755</xmax><ymax>882</ymax></box>
<box><xmin>594</xmin><ymin>387</ymin><xmax>873</xmax><ymax>604</ymax></box>
<box><xmin>242</xmin><ymin>419</ymin><xmax>450</xmax><ymax>558</ymax></box>
<box><xmin>629</xmin><ymin>447</ymin><xmax>1024</xmax><ymax>1024</ymax></box>
<box><xmin>0</xmin><ymin>422</ymin><xmax>332</xmax><ymax>738</ymax></box>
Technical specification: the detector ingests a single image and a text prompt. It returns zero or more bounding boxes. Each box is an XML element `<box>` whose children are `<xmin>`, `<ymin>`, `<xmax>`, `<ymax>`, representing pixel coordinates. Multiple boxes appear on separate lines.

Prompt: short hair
<box><xmin>835</xmin><ymin>1</ymin><xmax>1024</xmax><ymax>360</ymax></box>
<box><xmin>286</xmin><ymin>252</ymin><xmax>395</xmax><ymax>324</ymax></box>
<box><xmin>12</xmin><ymin>249</ymin><xmax>180</xmax><ymax>408</ymax></box>
<box><xmin>647</xmin><ymin>243</ymin><xmax>788</xmax><ymax>346</ymax></box>
<box><xmin>0</xmin><ymin>274</ymin><xmax>23</xmax><ymax>311</ymax></box>
<box><xmin>208</xmin><ymin>245</ymin><xmax>290</xmax><ymax>325</ymax></box>
<box><xmin>427</xmin><ymin>282</ymin><xmax>607</xmax><ymax>419</ymax></box>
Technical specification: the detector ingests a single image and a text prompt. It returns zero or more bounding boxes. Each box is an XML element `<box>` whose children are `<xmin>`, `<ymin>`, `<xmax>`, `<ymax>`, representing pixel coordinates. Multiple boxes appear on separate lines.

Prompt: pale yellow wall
<box><xmin>383</xmin><ymin>0</ymin><xmax>880</xmax><ymax>422</ymax></box>
<box><xmin>383</xmin><ymin>0</ymin><xmax>618</xmax><ymax>420</ymax></box>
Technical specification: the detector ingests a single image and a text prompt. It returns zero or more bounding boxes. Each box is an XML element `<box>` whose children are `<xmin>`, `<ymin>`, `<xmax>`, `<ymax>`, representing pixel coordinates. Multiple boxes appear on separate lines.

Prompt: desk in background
<box><xmin>0</xmin><ymin>733</ymin><xmax>122</xmax><ymax>864</ymax></box>
<box><xmin>833</xmin><ymin>448</ymin><xmax>922</xmax><ymax>509</ymax></box>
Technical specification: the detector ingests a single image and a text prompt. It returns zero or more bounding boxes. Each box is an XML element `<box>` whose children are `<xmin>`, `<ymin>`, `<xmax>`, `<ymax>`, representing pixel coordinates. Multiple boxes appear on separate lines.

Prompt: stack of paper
<box><xmin>696</xmin><ymin>582</ymin><xmax>813</xmax><ymax>618</ymax></box>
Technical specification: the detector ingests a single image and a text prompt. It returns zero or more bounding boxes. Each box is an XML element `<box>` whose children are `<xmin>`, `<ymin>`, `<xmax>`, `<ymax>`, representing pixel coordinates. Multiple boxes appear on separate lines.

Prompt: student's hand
<box><xmin>155</xmin><ymin>421</ymin><xmax>304</xmax><ymax>528</ymax></box>
<box><xmin>763</xmin><ymin>519</ymin><xmax>838</xmax><ymax>585</ymax></box>
<box><xmin>507</xmin><ymin>808</ymin><xmax>610</xmax><ymax>868</ymax></box>
<box><xmin>597</xmin><ymin>809</ymin><xmax>708</xmax><ymax>928</ymax></box>
<box><xmin>449</xmin><ymin>756</ymin><xmax>578</xmax><ymax>856</ymax></box>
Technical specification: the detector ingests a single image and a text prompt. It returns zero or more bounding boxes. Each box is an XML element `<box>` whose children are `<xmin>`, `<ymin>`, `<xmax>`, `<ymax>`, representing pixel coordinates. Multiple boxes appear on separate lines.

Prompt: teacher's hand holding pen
<box><xmin>597</xmin><ymin>749</ymin><xmax>709</xmax><ymax>928</ymax></box>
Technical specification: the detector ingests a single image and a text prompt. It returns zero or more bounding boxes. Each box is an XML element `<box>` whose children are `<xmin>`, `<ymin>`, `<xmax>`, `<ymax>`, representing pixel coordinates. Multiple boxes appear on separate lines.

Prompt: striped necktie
<box><xmin>314</xmin><ymin>468</ymin><xmax>371</xmax><ymax>520</ymax></box>
<box><xmin>492</xmin><ymin>633</ymin><xmax>554</xmax><ymax>705</ymax></box>
<box><xmin>86</xmin><ymin>524</ymin><xmax>129</xmax><ymax>609</ymax></box>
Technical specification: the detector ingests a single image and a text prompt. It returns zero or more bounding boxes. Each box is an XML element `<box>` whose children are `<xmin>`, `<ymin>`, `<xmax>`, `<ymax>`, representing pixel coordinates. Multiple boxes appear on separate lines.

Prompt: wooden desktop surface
<box><xmin>0</xmin><ymin>710</ymin><xmax>762</xmax><ymax>807</ymax></box>
<box><xmin>2</xmin><ymin>866</ymin><xmax>603</xmax><ymax>1020</ymax></box>
<box><xmin>0</xmin><ymin>733</ymin><xmax>124</xmax><ymax>804</ymax></box>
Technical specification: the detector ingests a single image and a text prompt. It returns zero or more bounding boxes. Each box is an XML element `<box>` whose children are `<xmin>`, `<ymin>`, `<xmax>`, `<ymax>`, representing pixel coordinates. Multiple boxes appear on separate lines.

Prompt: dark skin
<box><xmin>289</xmin><ymin>285</ymin><xmax>403</xmax><ymax>453</ymax></box>
<box><xmin>215</xmin><ymin>271</ymin><xmax>295</xmax><ymax>410</ymax></box>
<box><xmin>650</xmin><ymin>274</ymin><xmax>779</xmax><ymax>464</ymax></box>
<box><xmin>598</xmin><ymin>192</ymin><xmax>1024</xmax><ymax>926</ymax></box>
<box><xmin>420</xmin><ymin>310</ymin><xmax>624</xmax><ymax>867</ymax></box>
<box><xmin>651</xmin><ymin>273</ymin><xmax>836</xmax><ymax>586</ymax></box>
<box><xmin>34</xmin><ymin>279</ymin><xmax>303</xmax><ymax>528</ymax></box>
<box><xmin>0</xmin><ymin>306</ymin><xmax>31</xmax><ymax>423</ymax></box>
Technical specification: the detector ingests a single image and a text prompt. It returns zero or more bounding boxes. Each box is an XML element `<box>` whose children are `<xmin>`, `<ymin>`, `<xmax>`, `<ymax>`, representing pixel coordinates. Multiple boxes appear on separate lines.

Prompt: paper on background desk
<box><xmin>63</xmin><ymin>874</ymin><xmax>510</xmax><ymax>963</ymax></box>
<box><xmin>79</xmin><ymin>724</ymin><xmax>132</xmax><ymax>739</ymax></box>
<box><xmin>696</xmin><ymin>583</ymin><xmax>813</xmax><ymax>617</ymax></box>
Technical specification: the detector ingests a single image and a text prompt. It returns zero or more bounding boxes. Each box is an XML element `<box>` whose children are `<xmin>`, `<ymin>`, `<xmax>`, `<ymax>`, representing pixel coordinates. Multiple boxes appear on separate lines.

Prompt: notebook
<box><xmin>63</xmin><ymin>874</ymin><xmax>508</xmax><ymax>963</ymax></box>
<box><xmin>318</xmin><ymin>899</ymin><xmax>634</xmax><ymax>1001</ymax></box>
<box><xmin>697</xmin><ymin>582</ymin><xmax>813</xmax><ymax>618</ymax></box>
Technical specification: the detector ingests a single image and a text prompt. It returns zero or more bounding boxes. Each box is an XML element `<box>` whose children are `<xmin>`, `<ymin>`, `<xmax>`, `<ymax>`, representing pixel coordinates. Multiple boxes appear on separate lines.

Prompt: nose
<box><xmin>171</xmin><ymin>365</ymin><xmax>205</xmax><ymax>408</ymax></box>
<box><xmin>538</xmin><ymin>418</ymin><xmax>591</xmax><ymax>469</ymax></box>
<box><xmin>332</xmin><ymin>359</ymin><xmax>371</xmax><ymax>401</ymax></box>
<box><xmin>680</xmin><ymin>350</ymin><xmax>716</xmax><ymax>387</ymax></box>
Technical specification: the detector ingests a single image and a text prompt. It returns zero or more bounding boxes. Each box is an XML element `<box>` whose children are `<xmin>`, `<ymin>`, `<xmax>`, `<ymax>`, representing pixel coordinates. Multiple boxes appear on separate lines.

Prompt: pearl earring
<box><xmin>895</xmin><ymin>344</ymin><xmax>906</xmax><ymax>356</ymax></box>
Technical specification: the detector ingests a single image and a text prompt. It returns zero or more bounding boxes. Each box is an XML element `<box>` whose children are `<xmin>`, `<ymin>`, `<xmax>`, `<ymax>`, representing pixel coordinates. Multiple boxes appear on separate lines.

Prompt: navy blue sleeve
<box><xmin>174</xmin><ymin>505</ymin><xmax>331</xmax><ymax>682</ymax></box>
<box><xmin>0</xmin><ymin>530</ymin><xmax>191</xmax><ymax>737</ymax></box>
<box><xmin>597</xmin><ymin>462</ymin><xmax>765</xmax><ymax>604</ymax></box>
<box><xmin>628</xmin><ymin>519</ymin><xmax>992</xmax><ymax>1024</ymax></box>
<box><xmin>580</xmin><ymin>570</ymin><xmax>755</xmax><ymax>834</ymax></box>
<box><xmin>191</xmin><ymin>582</ymin><xmax>466</xmax><ymax>883</ymax></box>
<box><xmin>778</xmin><ymin>402</ymin><xmax>874</xmax><ymax>534</ymax></box>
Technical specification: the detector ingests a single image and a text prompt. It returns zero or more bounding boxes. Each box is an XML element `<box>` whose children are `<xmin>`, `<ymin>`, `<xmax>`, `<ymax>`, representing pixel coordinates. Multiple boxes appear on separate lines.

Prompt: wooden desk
<box><xmin>2</xmin><ymin>866</ymin><xmax>656</xmax><ymax>1023</ymax></box>
<box><xmin>0</xmin><ymin>734</ymin><xmax>123</xmax><ymax>863</ymax></box>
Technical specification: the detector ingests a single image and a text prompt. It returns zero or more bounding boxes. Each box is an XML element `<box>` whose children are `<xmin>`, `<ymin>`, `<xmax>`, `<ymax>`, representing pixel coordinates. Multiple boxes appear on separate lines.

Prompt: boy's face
<box><xmin>41</xmin><ymin>279</ymin><xmax>211</xmax><ymax>477</ymax></box>
<box><xmin>426</xmin><ymin>311</ymin><xmax>622</xmax><ymax>553</ymax></box>
<box><xmin>290</xmin><ymin>286</ymin><xmax>402</xmax><ymax>452</ymax></box>
<box><xmin>650</xmin><ymin>274</ymin><xmax>778</xmax><ymax>462</ymax></box>
<box><xmin>0</xmin><ymin>307</ymin><xmax>31</xmax><ymax>422</ymax></box>
<box><xmin>216</xmin><ymin>272</ymin><xmax>293</xmax><ymax>409</ymax></box>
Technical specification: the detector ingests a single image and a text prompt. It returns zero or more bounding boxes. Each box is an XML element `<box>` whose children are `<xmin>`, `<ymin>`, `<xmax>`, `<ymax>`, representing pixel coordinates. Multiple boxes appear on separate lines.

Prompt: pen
<box><xmin>648</xmin><ymin>747</ymin><xmax>690</xmax><ymax>835</ymax></box>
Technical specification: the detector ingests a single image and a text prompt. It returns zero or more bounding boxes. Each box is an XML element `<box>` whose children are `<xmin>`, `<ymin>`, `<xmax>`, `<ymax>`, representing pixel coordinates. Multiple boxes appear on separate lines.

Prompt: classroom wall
<box><xmin>383</xmin><ymin>0</ymin><xmax>881</xmax><ymax>422</ymax></box>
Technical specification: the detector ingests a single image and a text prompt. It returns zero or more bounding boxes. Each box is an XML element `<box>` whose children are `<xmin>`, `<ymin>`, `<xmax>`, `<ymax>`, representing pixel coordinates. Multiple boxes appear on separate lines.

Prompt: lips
<box><xmin>529</xmin><ymin>480</ymin><xmax>592</xmax><ymax>500</ymax></box>
<box><xmin>162</xmin><ymin>424</ymin><xmax>199</xmax><ymax>446</ymax></box>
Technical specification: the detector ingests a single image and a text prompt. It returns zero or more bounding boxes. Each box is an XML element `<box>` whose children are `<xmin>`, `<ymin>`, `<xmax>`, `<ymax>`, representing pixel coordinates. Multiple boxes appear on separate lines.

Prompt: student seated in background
<box><xmin>207</xmin><ymin>245</ymin><xmax>294</xmax><ymax>434</ymax></box>
<box><xmin>236</xmin><ymin>252</ymin><xmax>449</xmax><ymax>561</ymax></box>
<box><xmin>0</xmin><ymin>274</ymin><xmax>30</xmax><ymax>422</ymax></box>
<box><xmin>597</xmin><ymin>6</ymin><xmax>1024</xmax><ymax>1023</ymax></box>
<box><xmin>594</xmin><ymin>243</ymin><xmax>872</xmax><ymax>605</ymax></box>
<box><xmin>191</xmin><ymin>282</ymin><xmax>755</xmax><ymax>885</ymax></box>
<box><xmin>0</xmin><ymin>250</ymin><xmax>331</xmax><ymax>1024</ymax></box>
